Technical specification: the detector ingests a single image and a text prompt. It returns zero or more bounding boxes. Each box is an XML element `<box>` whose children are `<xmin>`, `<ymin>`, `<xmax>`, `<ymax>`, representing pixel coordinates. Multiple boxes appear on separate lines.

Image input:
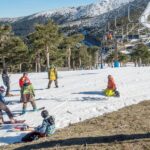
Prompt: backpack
<box><xmin>47</xmin><ymin>116</ymin><xmax>55</xmax><ymax>126</ymax></box>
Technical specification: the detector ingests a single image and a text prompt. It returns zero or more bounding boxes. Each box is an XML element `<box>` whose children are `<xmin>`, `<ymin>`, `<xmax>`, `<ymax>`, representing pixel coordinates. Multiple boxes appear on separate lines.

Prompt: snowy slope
<box><xmin>140</xmin><ymin>2</ymin><xmax>150</xmax><ymax>29</ymax></box>
<box><xmin>0</xmin><ymin>0</ymin><xmax>134</xmax><ymax>22</ymax></box>
<box><xmin>28</xmin><ymin>0</ymin><xmax>134</xmax><ymax>21</ymax></box>
<box><xmin>0</xmin><ymin>67</ymin><xmax>150</xmax><ymax>145</ymax></box>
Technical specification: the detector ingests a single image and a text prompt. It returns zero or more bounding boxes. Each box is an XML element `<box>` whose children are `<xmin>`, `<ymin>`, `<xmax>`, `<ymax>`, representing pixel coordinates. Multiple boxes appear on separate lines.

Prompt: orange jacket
<box><xmin>19</xmin><ymin>76</ymin><xmax>31</xmax><ymax>88</ymax></box>
<box><xmin>107</xmin><ymin>76</ymin><xmax>116</xmax><ymax>90</ymax></box>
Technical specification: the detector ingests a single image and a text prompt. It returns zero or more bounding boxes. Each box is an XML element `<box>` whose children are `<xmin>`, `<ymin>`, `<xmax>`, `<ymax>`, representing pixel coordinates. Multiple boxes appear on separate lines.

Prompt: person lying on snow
<box><xmin>22</xmin><ymin>80</ymin><xmax>37</xmax><ymax>114</ymax></box>
<box><xmin>0</xmin><ymin>86</ymin><xmax>15</xmax><ymax>125</ymax></box>
<box><xmin>104</xmin><ymin>75</ymin><xmax>120</xmax><ymax>97</ymax></box>
<box><xmin>22</xmin><ymin>110</ymin><xmax>55</xmax><ymax>142</ymax></box>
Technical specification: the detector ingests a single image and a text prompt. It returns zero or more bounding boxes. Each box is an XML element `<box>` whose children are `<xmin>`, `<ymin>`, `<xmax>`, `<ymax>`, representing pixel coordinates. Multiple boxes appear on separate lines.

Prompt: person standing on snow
<box><xmin>47</xmin><ymin>65</ymin><xmax>58</xmax><ymax>89</ymax></box>
<box><xmin>104</xmin><ymin>75</ymin><xmax>120</xmax><ymax>97</ymax></box>
<box><xmin>2</xmin><ymin>69</ymin><xmax>11</xmax><ymax>97</ymax></box>
<box><xmin>22</xmin><ymin>80</ymin><xmax>37</xmax><ymax>114</ymax></box>
<box><xmin>22</xmin><ymin>110</ymin><xmax>55</xmax><ymax>142</ymax></box>
<box><xmin>19</xmin><ymin>72</ymin><xmax>31</xmax><ymax>102</ymax></box>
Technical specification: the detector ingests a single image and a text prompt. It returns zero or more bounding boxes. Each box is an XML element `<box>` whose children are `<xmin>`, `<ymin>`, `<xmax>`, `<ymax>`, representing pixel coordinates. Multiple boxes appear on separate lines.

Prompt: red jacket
<box><xmin>19</xmin><ymin>76</ymin><xmax>31</xmax><ymax>88</ymax></box>
<box><xmin>107</xmin><ymin>77</ymin><xmax>116</xmax><ymax>90</ymax></box>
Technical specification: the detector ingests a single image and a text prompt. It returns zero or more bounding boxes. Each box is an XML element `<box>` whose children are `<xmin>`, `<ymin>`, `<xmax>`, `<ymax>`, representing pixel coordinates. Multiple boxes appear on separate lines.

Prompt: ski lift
<box><xmin>128</xmin><ymin>34</ymin><xmax>140</xmax><ymax>40</ymax></box>
<box><xmin>106</xmin><ymin>32</ymin><xmax>113</xmax><ymax>40</ymax></box>
<box><xmin>128</xmin><ymin>4</ymin><xmax>145</xmax><ymax>23</ymax></box>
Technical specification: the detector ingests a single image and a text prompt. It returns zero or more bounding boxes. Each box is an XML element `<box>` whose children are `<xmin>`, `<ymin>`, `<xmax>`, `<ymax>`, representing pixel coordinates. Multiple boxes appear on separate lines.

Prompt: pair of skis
<box><xmin>0</xmin><ymin>107</ymin><xmax>45</xmax><ymax>131</ymax></box>
<box><xmin>13</xmin><ymin>107</ymin><xmax>45</xmax><ymax>116</ymax></box>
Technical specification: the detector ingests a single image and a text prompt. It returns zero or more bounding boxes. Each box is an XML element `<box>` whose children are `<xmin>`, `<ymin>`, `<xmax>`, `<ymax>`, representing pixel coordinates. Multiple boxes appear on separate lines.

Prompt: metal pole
<box><xmin>115</xmin><ymin>38</ymin><xmax>118</xmax><ymax>61</ymax></box>
<box><xmin>100</xmin><ymin>40</ymin><xmax>103</xmax><ymax>69</ymax></box>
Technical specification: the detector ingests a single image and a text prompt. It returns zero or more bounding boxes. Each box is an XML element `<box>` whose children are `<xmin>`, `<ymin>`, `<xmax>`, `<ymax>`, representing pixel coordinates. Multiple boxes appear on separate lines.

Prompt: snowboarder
<box><xmin>0</xmin><ymin>87</ymin><xmax>15</xmax><ymax>125</ymax></box>
<box><xmin>2</xmin><ymin>69</ymin><xmax>11</xmax><ymax>97</ymax></box>
<box><xmin>47</xmin><ymin>65</ymin><xmax>58</xmax><ymax>88</ymax></box>
<box><xmin>22</xmin><ymin>110</ymin><xmax>55</xmax><ymax>142</ymax></box>
<box><xmin>19</xmin><ymin>72</ymin><xmax>31</xmax><ymax>102</ymax></box>
<box><xmin>22</xmin><ymin>80</ymin><xmax>37</xmax><ymax>114</ymax></box>
<box><xmin>104</xmin><ymin>75</ymin><xmax>120</xmax><ymax>97</ymax></box>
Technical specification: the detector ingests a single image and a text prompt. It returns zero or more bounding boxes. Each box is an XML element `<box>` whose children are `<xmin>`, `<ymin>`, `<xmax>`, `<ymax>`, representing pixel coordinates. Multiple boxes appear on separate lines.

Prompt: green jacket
<box><xmin>23</xmin><ymin>84</ymin><xmax>35</xmax><ymax>96</ymax></box>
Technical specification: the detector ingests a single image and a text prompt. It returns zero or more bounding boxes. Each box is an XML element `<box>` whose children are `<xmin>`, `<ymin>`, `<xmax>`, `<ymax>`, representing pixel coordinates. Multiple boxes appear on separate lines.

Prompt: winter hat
<box><xmin>41</xmin><ymin>110</ymin><xmax>49</xmax><ymax>118</ymax></box>
<box><xmin>23</xmin><ymin>72</ymin><xmax>28</xmax><ymax>76</ymax></box>
<box><xmin>50</xmin><ymin>64</ymin><xmax>55</xmax><ymax>69</ymax></box>
<box><xmin>0</xmin><ymin>86</ymin><xmax>5</xmax><ymax>93</ymax></box>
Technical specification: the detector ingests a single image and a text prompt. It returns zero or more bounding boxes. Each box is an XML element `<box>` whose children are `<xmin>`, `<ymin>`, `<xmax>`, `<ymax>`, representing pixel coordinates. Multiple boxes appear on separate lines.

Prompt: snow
<box><xmin>0</xmin><ymin>67</ymin><xmax>150</xmax><ymax>145</ymax></box>
<box><xmin>27</xmin><ymin>0</ymin><xmax>134</xmax><ymax>21</ymax></box>
<box><xmin>140</xmin><ymin>2</ymin><xmax>150</xmax><ymax>29</ymax></box>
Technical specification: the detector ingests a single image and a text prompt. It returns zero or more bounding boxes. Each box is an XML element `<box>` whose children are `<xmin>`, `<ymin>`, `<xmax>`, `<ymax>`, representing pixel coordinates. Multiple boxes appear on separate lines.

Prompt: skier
<box><xmin>0</xmin><ymin>86</ymin><xmax>15</xmax><ymax>125</ymax></box>
<box><xmin>22</xmin><ymin>110</ymin><xmax>55</xmax><ymax>142</ymax></box>
<box><xmin>19</xmin><ymin>72</ymin><xmax>31</xmax><ymax>102</ymax></box>
<box><xmin>22</xmin><ymin>80</ymin><xmax>37</xmax><ymax>114</ymax></box>
<box><xmin>104</xmin><ymin>75</ymin><xmax>120</xmax><ymax>97</ymax></box>
<box><xmin>2</xmin><ymin>69</ymin><xmax>11</xmax><ymax>97</ymax></box>
<box><xmin>47</xmin><ymin>65</ymin><xmax>58</xmax><ymax>89</ymax></box>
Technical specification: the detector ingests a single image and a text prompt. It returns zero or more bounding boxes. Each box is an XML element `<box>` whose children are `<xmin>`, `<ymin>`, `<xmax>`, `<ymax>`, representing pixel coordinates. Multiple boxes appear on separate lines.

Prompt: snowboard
<box><xmin>24</xmin><ymin>107</ymin><xmax>45</xmax><ymax>113</ymax></box>
<box><xmin>14</xmin><ymin>107</ymin><xmax>45</xmax><ymax>117</ymax></box>
<box><xmin>11</xmin><ymin>125</ymin><xmax>34</xmax><ymax>132</ymax></box>
<box><xmin>3</xmin><ymin>119</ymin><xmax>26</xmax><ymax>124</ymax></box>
<box><xmin>5</xmin><ymin>94</ymin><xmax>20</xmax><ymax>97</ymax></box>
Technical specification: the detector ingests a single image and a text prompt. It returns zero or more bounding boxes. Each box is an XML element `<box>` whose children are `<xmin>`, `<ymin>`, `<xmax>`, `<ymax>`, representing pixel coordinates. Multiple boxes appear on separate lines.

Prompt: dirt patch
<box><xmin>1</xmin><ymin>100</ymin><xmax>150</xmax><ymax>150</ymax></box>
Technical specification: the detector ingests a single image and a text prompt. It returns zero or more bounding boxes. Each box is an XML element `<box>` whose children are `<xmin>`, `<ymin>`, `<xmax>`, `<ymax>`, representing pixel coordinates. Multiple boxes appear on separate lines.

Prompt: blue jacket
<box><xmin>2</xmin><ymin>73</ymin><xmax>10</xmax><ymax>86</ymax></box>
<box><xmin>0</xmin><ymin>93</ymin><xmax>5</xmax><ymax>103</ymax></box>
<box><xmin>35</xmin><ymin>116</ymin><xmax>55</xmax><ymax>136</ymax></box>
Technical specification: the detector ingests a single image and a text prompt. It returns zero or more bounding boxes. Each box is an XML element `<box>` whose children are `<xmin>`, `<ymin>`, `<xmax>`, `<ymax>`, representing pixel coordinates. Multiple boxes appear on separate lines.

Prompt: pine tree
<box><xmin>28</xmin><ymin>21</ymin><xmax>62</xmax><ymax>70</ymax></box>
<box><xmin>0</xmin><ymin>25</ymin><xmax>27</xmax><ymax>71</ymax></box>
<box><xmin>61</xmin><ymin>34</ymin><xmax>84</xmax><ymax>69</ymax></box>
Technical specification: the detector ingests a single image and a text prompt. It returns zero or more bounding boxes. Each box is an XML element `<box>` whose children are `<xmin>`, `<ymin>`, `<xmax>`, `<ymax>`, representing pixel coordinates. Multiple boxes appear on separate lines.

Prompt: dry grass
<box><xmin>1</xmin><ymin>100</ymin><xmax>150</xmax><ymax>150</ymax></box>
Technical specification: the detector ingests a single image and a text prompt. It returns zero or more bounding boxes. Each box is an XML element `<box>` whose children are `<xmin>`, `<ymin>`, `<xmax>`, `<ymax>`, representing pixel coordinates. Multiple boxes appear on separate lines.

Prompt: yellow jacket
<box><xmin>49</xmin><ymin>68</ymin><xmax>57</xmax><ymax>81</ymax></box>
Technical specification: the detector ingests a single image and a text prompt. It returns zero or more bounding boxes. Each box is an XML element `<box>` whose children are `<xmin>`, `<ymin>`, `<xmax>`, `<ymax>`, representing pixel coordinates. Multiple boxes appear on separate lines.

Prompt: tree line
<box><xmin>105</xmin><ymin>43</ymin><xmax>150</xmax><ymax>67</ymax></box>
<box><xmin>0</xmin><ymin>21</ymin><xmax>99</xmax><ymax>72</ymax></box>
<box><xmin>0</xmin><ymin>21</ymin><xmax>150</xmax><ymax>72</ymax></box>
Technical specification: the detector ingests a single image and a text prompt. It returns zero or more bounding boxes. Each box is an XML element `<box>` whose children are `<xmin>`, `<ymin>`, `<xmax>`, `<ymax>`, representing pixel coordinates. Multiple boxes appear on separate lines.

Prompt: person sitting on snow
<box><xmin>22</xmin><ymin>80</ymin><xmax>37</xmax><ymax>114</ymax></box>
<box><xmin>22</xmin><ymin>110</ymin><xmax>55</xmax><ymax>142</ymax></box>
<box><xmin>47</xmin><ymin>64</ymin><xmax>58</xmax><ymax>89</ymax></box>
<box><xmin>104</xmin><ymin>75</ymin><xmax>120</xmax><ymax>97</ymax></box>
<box><xmin>0</xmin><ymin>86</ymin><xmax>15</xmax><ymax>125</ymax></box>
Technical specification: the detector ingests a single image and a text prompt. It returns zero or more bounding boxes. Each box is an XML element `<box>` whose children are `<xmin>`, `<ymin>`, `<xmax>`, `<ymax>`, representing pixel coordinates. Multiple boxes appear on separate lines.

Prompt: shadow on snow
<box><xmin>14</xmin><ymin>133</ymin><xmax>150</xmax><ymax>150</ymax></box>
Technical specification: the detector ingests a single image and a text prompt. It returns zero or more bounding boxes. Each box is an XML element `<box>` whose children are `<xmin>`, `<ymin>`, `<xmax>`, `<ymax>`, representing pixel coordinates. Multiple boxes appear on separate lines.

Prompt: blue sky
<box><xmin>0</xmin><ymin>0</ymin><xmax>97</xmax><ymax>18</ymax></box>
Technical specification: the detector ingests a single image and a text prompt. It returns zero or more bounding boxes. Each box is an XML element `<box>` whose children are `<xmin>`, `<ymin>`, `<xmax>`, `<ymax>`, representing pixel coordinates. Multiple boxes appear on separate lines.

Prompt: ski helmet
<box><xmin>41</xmin><ymin>110</ymin><xmax>49</xmax><ymax>118</ymax></box>
<box><xmin>23</xmin><ymin>72</ymin><xmax>28</xmax><ymax>77</ymax></box>
<box><xmin>0</xmin><ymin>86</ymin><xmax>5</xmax><ymax>94</ymax></box>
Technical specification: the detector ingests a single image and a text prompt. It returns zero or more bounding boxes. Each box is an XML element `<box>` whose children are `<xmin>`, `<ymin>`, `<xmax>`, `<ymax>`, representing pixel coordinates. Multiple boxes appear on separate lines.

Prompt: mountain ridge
<box><xmin>0</xmin><ymin>0</ymin><xmax>134</xmax><ymax>23</ymax></box>
<box><xmin>0</xmin><ymin>0</ymin><xmax>149</xmax><ymax>37</ymax></box>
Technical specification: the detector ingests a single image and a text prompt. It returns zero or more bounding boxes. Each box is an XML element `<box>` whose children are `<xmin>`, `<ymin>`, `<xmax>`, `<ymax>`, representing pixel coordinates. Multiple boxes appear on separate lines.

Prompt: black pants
<box><xmin>48</xmin><ymin>80</ymin><xmax>58</xmax><ymax>88</ymax></box>
<box><xmin>22</xmin><ymin>131</ymin><xmax>45</xmax><ymax>142</ymax></box>
<box><xmin>0</xmin><ymin>101</ymin><xmax>13</xmax><ymax>123</ymax></box>
<box><xmin>5</xmin><ymin>84</ymin><xmax>10</xmax><ymax>96</ymax></box>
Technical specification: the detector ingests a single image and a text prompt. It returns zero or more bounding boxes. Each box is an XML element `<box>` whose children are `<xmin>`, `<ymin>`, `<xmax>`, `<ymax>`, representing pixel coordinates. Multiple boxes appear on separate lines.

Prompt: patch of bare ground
<box><xmin>1</xmin><ymin>100</ymin><xmax>150</xmax><ymax>150</ymax></box>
